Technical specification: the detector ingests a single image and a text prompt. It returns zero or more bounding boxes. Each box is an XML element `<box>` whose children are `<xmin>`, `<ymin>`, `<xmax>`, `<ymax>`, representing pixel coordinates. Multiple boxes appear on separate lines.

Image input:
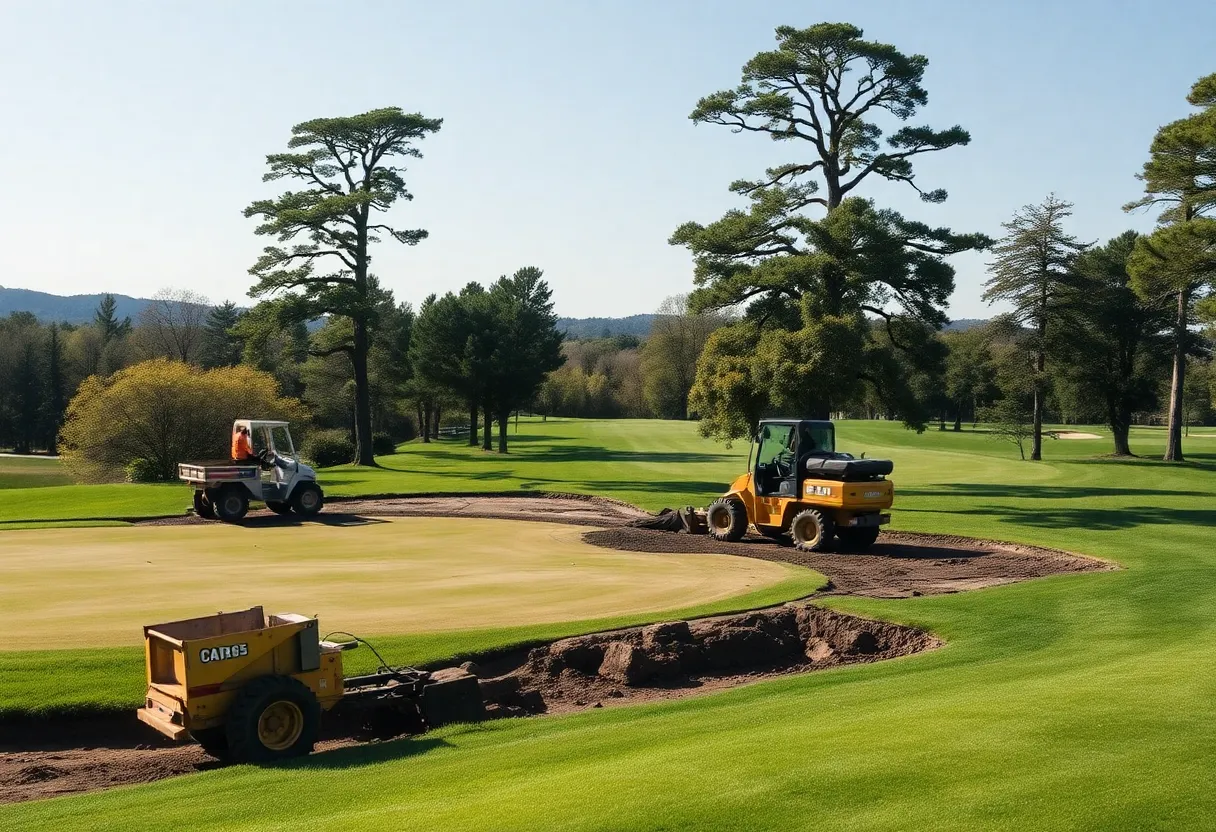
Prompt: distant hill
<box><xmin>0</xmin><ymin>286</ymin><xmax>151</xmax><ymax>324</ymax></box>
<box><xmin>942</xmin><ymin>318</ymin><xmax>986</xmax><ymax>332</ymax></box>
<box><xmin>2</xmin><ymin>286</ymin><xmax>987</xmax><ymax>337</ymax></box>
<box><xmin>557</xmin><ymin>314</ymin><xmax>657</xmax><ymax>339</ymax></box>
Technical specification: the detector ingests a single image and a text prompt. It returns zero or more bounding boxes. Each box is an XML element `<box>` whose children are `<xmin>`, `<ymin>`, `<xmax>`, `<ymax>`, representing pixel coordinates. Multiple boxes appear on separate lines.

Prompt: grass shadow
<box><xmin>271</xmin><ymin>735</ymin><xmax>452</xmax><ymax>771</ymax></box>
<box><xmin>897</xmin><ymin>484</ymin><xmax>1210</xmax><ymax>499</ymax></box>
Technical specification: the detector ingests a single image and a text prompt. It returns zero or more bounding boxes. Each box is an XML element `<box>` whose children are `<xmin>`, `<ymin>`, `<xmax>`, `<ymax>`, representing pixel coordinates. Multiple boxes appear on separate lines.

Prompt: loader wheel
<box><xmin>193</xmin><ymin>490</ymin><xmax>216</xmax><ymax>520</ymax></box>
<box><xmin>213</xmin><ymin>486</ymin><xmax>250</xmax><ymax>523</ymax></box>
<box><xmin>790</xmin><ymin>509</ymin><xmax>834</xmax><ymax>552</ymax></box>
<box><xmin>265</xmin><ymin>500</ymin><xmax>293</xmax><ymax>515</ymax></box>
<box><xmin>225</xmin><ymin>675</ymin><xmax>320</xmax><ymax>762</ymax></box>
<box><xmin>291</xmin><ymin>483</ymin><xmax>324</xmax><ymax>517</ymax></box>
<box><xmin>190</xmin><ymin>727</ymin><xmax>229</xmax><ymax>758</ymax></box>
<box><xmin>706</xmin><ymin>498</ymin><xmax>748</xmax><ymax>543</ymax></box>
<box><xmin>837</xmin><ymin>526</ymin><xmax>880</xmax><ymax>552</ymax></box>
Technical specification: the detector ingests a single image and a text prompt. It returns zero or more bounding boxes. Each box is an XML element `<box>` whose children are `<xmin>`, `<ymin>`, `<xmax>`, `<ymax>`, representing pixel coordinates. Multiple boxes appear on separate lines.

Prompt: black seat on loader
<box><xmin>803</xmin><ymin>455</ymin><xmax>893</xmax><ymax>481</ymax></box>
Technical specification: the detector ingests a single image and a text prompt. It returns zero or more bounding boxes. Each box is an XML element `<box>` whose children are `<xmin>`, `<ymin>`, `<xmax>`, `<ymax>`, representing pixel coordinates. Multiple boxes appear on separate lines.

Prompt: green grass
<box><xmin>6</xmin><ymin>418</ymin><xmax>1216</xmax><ymax>829</ymax></box>
<box><xmin>0</xmin><ymin>455</ymin><xmax>71</xmax><ymax>489</ymax></box>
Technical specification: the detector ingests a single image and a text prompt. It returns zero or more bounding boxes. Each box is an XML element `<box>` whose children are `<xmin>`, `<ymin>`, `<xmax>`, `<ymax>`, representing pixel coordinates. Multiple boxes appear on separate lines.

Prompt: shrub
<box><xmin>303</xmin><ymin>429</ymin><xmax>355</xmax><ymax>468</ymax></box>
<box><xmin>59</xmin><ymin>359</ymin><xmax>311</xmax><ymax>483</ymax></box>
<box><xmin>124</xmin><ymin>457</ymin><xmax>161</xmax><ymax>483</ymax></box>
<box><xmin>372</xmin><ymin>432</ymin><xmax>398</xmax><ymax>456</ymax></box>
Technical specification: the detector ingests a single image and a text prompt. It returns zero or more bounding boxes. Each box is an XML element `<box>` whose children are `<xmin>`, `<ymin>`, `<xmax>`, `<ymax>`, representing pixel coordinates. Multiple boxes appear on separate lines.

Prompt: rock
<box><xmin>805</xmin><ymin>638</ymin><xmax>834</xmax><ymax>662</ymax></box>
<box><xmin>549</xmin><ymin>637</ymin><xmax>608</xmax><ymax>675</ymax></box>
<box><xmin>429</xmin><ymin>666</ymin><xmax>474</xmax><ymax>683</ymax></box>
<box><xmin>843</xmin><ymin>630</ymin><xmax>880</xmax><ymax>655</ymax></box>
<box><xmin>607</xmin><ymin>688</ymin><xmax>624</xmax><ymax>698</ymax></box>
<box><xmin>459</xmin><ymin>661</ymin><xmax>481</xmax><ymax>676</ymax></box>
<box><xmin>641</xmin><ymin>621</ymin><xmax>692</xmax><ymax>650</ymax></box>
<box><xmin>598</xmin><ymin>641</ymin><xmax>657</xmax><ymax>686</ymax></box>
<box><xmin>513</xmin><ymin>689</ymin><xmax>546</xmax><ymax>713</ymax></box>
<box><xmin>692</xmin><ymin>610</ymin><xmax>802</xmax><ymax>670</ymax></box>
<box><xmin>592</xmin><ymin>702</ymin><xmax>603</xmax><ymax>708</ymax></box>
<box><xmin>478</xmin><ymin>675</ymin><xmax>522</xmax><ymax>702</ymax></box>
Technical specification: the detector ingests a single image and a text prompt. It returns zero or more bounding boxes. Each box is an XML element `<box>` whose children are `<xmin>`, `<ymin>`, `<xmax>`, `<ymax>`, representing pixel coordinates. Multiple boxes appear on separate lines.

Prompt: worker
<box><xmin>231</xmin><ymin>425</ymin><xmax>256</xmax><ymax>461</ymax></box>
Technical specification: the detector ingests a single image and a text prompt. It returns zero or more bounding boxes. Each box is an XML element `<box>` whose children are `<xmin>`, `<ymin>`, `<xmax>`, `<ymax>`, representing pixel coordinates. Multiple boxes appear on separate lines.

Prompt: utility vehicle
<box><xmin>703</xmin><ymin>419</ymin><xmax>894</xmax><ymax>551</ymax></box>
<box><xmin>178</xmin><ymin>419</ymin><xmax>323</xmax><ymax>522</ymax></box>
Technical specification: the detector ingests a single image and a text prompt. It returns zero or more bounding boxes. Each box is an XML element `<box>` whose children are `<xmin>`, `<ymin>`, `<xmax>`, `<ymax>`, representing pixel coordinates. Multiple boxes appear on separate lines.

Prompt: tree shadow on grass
<box><xmin>934</xmin><ymin>504</ymin><xmax>1216</xmax><ymax>531</ymax></box>
<box><xmin>897</xmin><ymin>483</ymin><xmax>1211</xmax><ymax>499</ymax></box>
<box><xmin>238</xmin><ymin>513</ymin><xmax>391</xmax><ymax>529</ymax></box>
<box><xmin>402</xmin><ymin>445</ymin><xmax>733</xmax><ymax>465</ymax></box>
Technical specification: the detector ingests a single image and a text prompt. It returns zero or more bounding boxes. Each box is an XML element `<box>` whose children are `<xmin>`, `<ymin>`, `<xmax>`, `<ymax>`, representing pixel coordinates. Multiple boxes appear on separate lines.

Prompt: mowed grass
<box><xmin>6</xmin><ymin>419</ymin><xmax>1216</xmax><ymax>829</ymax></box>
<box><xmin>0</xmin><ymin>455</ymin><xmax>71</xmax><ymax>489</ymax></box>
<box><xmin>9</xmin><ymin>417</ymin><xmax>1213</xmax><ymax>526</ymax></box>
<box><xmin>0</xmin><ymin>517</ymin><xmax>819</xmax><ymax>718</ymax></box>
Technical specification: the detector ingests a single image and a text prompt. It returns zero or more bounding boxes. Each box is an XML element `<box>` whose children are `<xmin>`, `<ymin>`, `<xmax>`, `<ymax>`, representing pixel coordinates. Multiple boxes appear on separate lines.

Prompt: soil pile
<box><xmin>474</xmin><ymin>602</ymin><xmax>939</xmax><ymax>717</ymax></box>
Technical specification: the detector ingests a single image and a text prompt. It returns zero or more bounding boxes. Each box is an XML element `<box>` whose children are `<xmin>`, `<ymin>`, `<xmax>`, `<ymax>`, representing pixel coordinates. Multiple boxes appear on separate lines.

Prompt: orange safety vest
<box><xmin>232</xmin><ymin>431</ymin><xmax>254</xmax><ymax>460</ymax></box>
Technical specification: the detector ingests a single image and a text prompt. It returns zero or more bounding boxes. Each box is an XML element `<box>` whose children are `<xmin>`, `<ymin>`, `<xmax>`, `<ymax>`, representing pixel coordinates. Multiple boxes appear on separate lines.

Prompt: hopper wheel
<box><xmin>225</xmin><ymin>675</ymin><xmax>320</xmax><ymax>762</ymax></box>
<box><xmin>706</xmin><ymin>498</ymin><xmax>748</xmax><ymax>543</ymax></box>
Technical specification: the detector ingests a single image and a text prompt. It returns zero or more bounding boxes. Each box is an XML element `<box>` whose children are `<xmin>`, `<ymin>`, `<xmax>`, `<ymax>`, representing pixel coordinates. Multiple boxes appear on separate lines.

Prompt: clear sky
<box><xmin>0</xmin><ymin>0</ymin><xmax>1212</xmax><ymax>321</ymax></box>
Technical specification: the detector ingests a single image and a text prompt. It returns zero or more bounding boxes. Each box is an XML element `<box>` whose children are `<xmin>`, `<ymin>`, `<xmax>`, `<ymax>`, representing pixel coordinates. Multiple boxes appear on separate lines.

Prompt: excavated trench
<box><xmin>2</xmin><ymin>495</ymin><xmax>1114</xmax><ymax>804</ymax></box>
<box><xmin>0</xmin><ymin>602</ymin><xmax>937</xmax><ymax>805</ymax></box>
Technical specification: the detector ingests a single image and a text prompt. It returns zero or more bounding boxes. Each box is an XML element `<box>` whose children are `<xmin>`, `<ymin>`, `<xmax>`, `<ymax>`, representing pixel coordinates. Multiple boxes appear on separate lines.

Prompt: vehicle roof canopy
<box><xmin>757</xmin><ymin>419</ymin><xmax>835</xmax><ymax>429</ymax></box>
<box><xmin>234</xmin><ymin>419</ymin><xmax>290</xmax><ymax>430</ymax></box>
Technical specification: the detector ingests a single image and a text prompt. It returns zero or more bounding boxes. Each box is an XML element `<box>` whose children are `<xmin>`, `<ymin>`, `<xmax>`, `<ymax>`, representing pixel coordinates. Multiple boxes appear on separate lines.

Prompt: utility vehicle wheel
<box><xmin>190</xmin><ymin>727</ymin><xmax>229</xmax><ymax>758</ymax></box>
<box><xmin>790</xmin><ymin>509</ymin><xmax>834</xmax><ymax>552</ymax></box>
<box><xmin>225</xmin><ymin>675</ymin><xmax>320</xmax><ymax>762</ymax></box>
<box><xmin>706</xmin><ymin>498</ymin><xmax>748</xmax><ymax>542</ymax></box>
<box><xmin>837</xmin><ymin>525</ymin><xmax>880</xmax><ymax>551</ymax></box>
<box><xmin>265</xmin><ymin>500</ymin><xmax>293</xmax><ymax>515</ymax></box>
<box><xmin>193</xmin><ymin>490</ymin><xmax>216</xmax><ymax>520</ymax></box>
<box><xmin>291</xmin><ymin>483</ymin><xmax>324</xmax><ymax>517</ymax></box>
<box><xmin>213</xmin><ymin>486</ymin><xmax>250</xmax><ymax>523</ymax></box>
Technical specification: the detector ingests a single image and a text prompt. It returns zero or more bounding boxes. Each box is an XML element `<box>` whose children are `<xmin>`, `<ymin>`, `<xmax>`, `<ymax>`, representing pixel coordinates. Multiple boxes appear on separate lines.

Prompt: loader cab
<box><xmin>751</xmin><ymin>419</ymin><xmax>836</xmax><ymax>497</ymax></box>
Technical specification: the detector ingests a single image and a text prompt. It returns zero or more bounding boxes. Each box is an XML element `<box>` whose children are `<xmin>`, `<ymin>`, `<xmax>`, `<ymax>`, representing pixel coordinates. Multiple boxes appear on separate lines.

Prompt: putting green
<box><xmin>0</xmin><ymin>517</ymin><xmax>803</xmax><ymax>651</ymax></box>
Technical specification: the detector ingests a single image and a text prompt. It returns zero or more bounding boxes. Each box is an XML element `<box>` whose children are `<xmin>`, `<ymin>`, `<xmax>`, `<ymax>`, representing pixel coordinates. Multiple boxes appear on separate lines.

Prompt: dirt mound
<box><xmin>582</xmin><ymin>527</ymin><xmax>1113</xmax><ymax>598</ymax></box>
<box><xmin>0</xmin><ymin>602</ymin><xmax>935</xmax><ymax>805</ymax></box>
<box><xmin>473</xmin><ymin>602</ymin><xmax>938</xmax><ymax>718</ymax></box>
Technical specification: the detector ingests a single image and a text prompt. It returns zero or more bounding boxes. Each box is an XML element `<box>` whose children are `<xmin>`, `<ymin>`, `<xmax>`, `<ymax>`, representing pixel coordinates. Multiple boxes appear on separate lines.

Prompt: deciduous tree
<box><xmin>59</xmin><ymin>359</ymin><xmax>309</xmax><ymax>482</ymax></box>
<box><xmin>244</xmin><ymin>107</ymin><xmax>442</xmax><ymax>465</ymax></box>
<box><xmin>640</xmin><ymin>294</ymin><xmax>727</xmax><ymax>419</ymax></box>
<box><xmin>139</xmin><ymin>288</ymin><xmax>210</xmax><ymax>363</ymax></box>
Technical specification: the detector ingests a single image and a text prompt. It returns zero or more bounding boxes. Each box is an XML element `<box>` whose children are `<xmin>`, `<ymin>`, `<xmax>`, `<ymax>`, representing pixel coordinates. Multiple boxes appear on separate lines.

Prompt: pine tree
<box><xmin>983</xmin><ymin>194</ymin><xmax>1088</xmax><ymax>460</ymax></box>
<box><xmin>199</xmin><ymin>301</ymin><xmax>244</xmax><ymax>369</ymax></box>
<box><xmin>93</xmin><ymin>294</ymin><xmax>131</xmax><ymax>343</ymax></box>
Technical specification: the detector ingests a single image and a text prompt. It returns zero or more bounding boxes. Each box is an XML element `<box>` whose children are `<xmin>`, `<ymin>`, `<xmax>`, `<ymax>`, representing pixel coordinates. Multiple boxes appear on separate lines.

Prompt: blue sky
<box><xmin>0</xmin><ymin>0</ymin><xmax>1211</xmax><ymax>320</ymax></box>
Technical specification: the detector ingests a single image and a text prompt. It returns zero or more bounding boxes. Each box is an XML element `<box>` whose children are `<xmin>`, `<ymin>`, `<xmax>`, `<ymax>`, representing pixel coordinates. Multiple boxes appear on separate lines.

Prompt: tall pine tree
<box><xmin>983</xmin><ymin>194</ymin><xmax>1088</xmax><ymax>460</ymax></box>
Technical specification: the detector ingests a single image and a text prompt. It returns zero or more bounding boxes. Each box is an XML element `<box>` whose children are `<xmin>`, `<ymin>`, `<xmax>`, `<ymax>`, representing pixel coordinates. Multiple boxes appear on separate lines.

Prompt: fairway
<box><xmin>0</xmin><ymin>517</ymin><xmax>801</xmax><ymax>651</ymax></box>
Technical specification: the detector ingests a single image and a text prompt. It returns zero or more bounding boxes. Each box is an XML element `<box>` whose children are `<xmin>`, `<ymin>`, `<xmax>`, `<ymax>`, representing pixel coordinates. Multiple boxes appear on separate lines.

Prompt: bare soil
<box><xmin>584</xmin><ymin>527</ymin><xmax>1113</xmax><ymax>598</ymax></box>
<box><xmin>0</xmin><ymin>601</ymin><xmax>936</xmax><ymax>805</ymax></box>
<box><xmin>3</xmin><ymin>494</ymin><xmax>1112</xmax><ymax>804</ymax></box>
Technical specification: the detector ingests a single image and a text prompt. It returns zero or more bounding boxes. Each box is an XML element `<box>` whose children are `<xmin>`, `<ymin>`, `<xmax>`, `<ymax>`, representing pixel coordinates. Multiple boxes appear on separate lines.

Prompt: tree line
<box><xmin>667</xmin><ymin>23</ymin><xmax>1215</xmax><ymax>461</ymax></box>
<box><xmin>3</xmin><ymin>23</ymin><xmax>1213</xmax><ymax>471</ymax></box>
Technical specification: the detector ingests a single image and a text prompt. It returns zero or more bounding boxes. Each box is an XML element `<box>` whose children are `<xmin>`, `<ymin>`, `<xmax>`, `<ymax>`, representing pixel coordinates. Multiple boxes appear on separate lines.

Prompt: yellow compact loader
<box><xmin>138</xmin><ymin>606</ymin><xmax>484</xmax><ymax>761</ymax></box>
<box><xmin>701</xmin><ymin>419</ymin><xmax>894</xmax><ymax>552</ymax></box>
